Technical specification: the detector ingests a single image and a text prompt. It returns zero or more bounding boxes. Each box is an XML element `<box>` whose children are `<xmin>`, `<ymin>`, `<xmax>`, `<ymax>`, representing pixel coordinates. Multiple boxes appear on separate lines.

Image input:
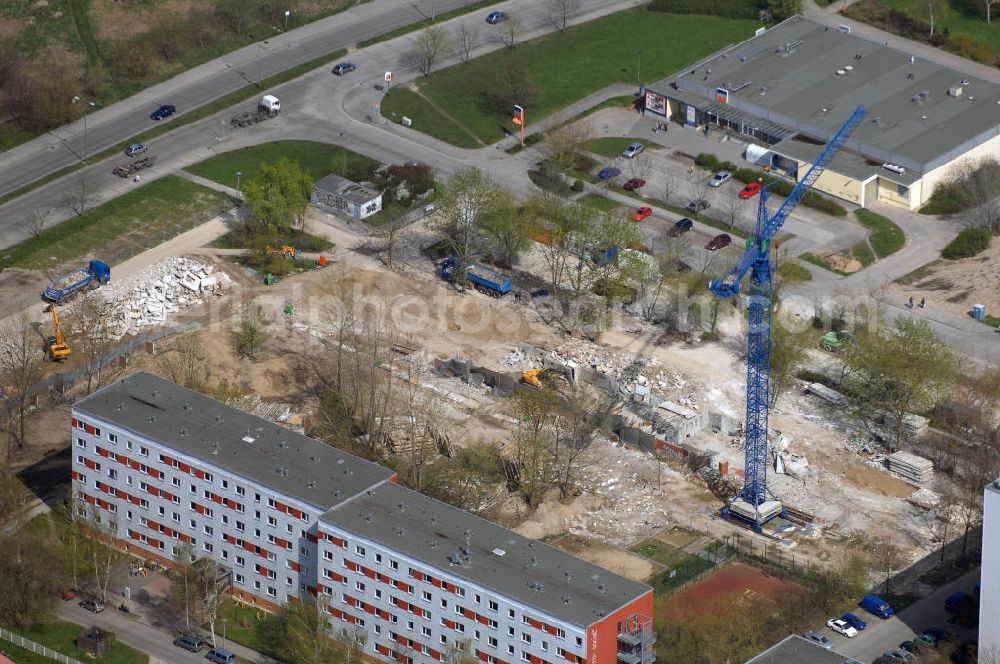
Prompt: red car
<box><xmin>632</xmin><ymin>206</ymin><xmax>653</xmax><ymax>221</ymax></box>
<box><xmin>61</xmin><ymin>589</ymin><xmax>77</xmax><ymax>601</ymax></box>
<box><xmin>738</xmin><ymin>182</ymin><xmax>763</xmax><ymax>199</ymax></box>
<box><xmin>623</xmin><ymin>178</ymin><xmax>646</xmax><ymax>191</ymax></box>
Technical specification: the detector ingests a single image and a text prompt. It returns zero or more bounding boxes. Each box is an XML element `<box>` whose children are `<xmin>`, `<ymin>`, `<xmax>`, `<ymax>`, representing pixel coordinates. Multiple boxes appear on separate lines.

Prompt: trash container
<box><xmin>318</xmin><ymin>254</ymin><xmax>326</xmax><ymax>267</ymax></box>
<box><xmin>973</xmin><ymin>303</ymin><xmax>986</xmax><ymax>320</ymax></box>
<box><xmin>264</xmin><ymin>273</ymin><xmax>274</xmax><ymax>286</ymax></box>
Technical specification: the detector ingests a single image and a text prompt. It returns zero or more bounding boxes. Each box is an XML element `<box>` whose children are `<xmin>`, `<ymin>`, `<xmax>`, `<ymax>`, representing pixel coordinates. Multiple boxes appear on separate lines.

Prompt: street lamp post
<box><xmin>72</xmin><ymin>96</ymin><xmax>99</xmax><ymax>161</ymax></box>
<box><xmin>221</xmin><ymin>618</ymin><xmax>228</xmax><ymax>650</ymax></box>
<box><xmin>284</xmin><ymin>10</ymin><xmax>291</xmax><ymax>29</ymax></box>
<box><xmin>635</xmin><ymin>49</ymin><xmax>642</xmax><ymax>87</ymax></box>
<box><xmin>236</xmin><ymin>171</ymin><xmax>242</xmax><ymax>191</ymax></box>
<box><xmin>252</xmin><ymin>39</ymin><xmax>269</xmax><ymax>89</ymax></box>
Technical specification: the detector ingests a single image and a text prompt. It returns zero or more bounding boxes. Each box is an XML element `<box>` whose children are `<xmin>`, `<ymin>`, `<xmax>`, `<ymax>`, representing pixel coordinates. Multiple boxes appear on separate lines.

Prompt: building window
<box><xmin>189</xmin><ymin>519</ymin><xmax>196</xmax><ymax>529</ymax></box>
<box><xmin>108</xmin><ymin>468</ymin><xmax>117</xmax><ymax>480</ymax></box>
<box><xmin>488</xmin><ymin>600</ymin><xmax>497</xmax><ymax>611</ymax></box>
<box><xmin>172</xmin><ymin>512</ymin><xmax>180</xmax><ymax>522</ymax></box>
<box><xmin>267</xmin><ymin>516</ymin><xmax>277</xmax><ymax>527</ymax></box>
<box><xmin>221</xmin><ymin>515</ymin><xmax>229</xmax><ymax>525</ymax></box>
<box><xmin>508</xmin><ymin>609</ymin><xmax>515</xmax><ymax>619</ymax></box>
<box><xmin>108</xmin><ymin>433</ymin><xmax>117</xmax><ymax>444</ymax></box>
<box><xmin>221</xmin><ymin>479</ymin><xmax>229</xmax><ymax>490</ymax></box>
<box><xmin>356</xmin><ymin>582</ymin><xmax>365</xmax><ymax>592</ymax></box>
<box><xmin>254</xmin><ymin>581</ymin><xmax>261</xmax><ymax>591</ymax></box>
<box><xmin>576</xmin><ymin>636</ymin><xmax>582</xmax><ymax>647</ymax></box>
<box><xmin>286</xmin><ymin>577</ymin><xmax>293</xmax><ymax>587</ymax></box>
<box><xmin>375</xmin><ymin>553</ymin><xmax>382</xmax><ymax>565</ymax></box>
<box><xmin>521</xmin><ymin>633</ymin><xmax>531</xmax><ymax>644</ymax></box>
<box><xmin>203</xmin><ymin>542</ymin><xmax>214</xmax><ymax>553</ymax></box>
<box><xmin>172</xmin><ymin>477</ymin><xmax>180</xmax><ymax>487</ymax></box>
<box><xmin>422</xmin><ymin>591</ymin><xmax>432</xmax><ymax>602</ymax></box>
<box><xmin>236</xmin><ymin>485</ymin><xmax>245</xmax><ymax>497</ymax></box>
<box><xmin>139</xmin><ymin>446</ymin><xmax>148</xmax><ymax>457</ymax></box>
<box><xmin>355</xmin><ymin>545</ymin><xmax>365</xmax><ymax>556</ymax></box>
<box><xmin>203</xmin><ymin>525</ymin><xmax>213</xmax><ymax>536</ymax></box>
<box><xmin>236</xmin><ymin>556</ymin><xmax>245</xmax><ymax>567</ymax></box>
<box><xmin>189</xmin><ymin>484</ymin><xmax>196</xmax><ymax>494</ymax></box>
<box><xmin>76</xmin><ymin>438</ymin><xmax>86</xmax><ymax>449</ymax></box>
<box><xmin>157</xmin><ymin>506</ymin><xmax>165</xmax><ymax>516</ymax></box>
<box><xmin>440</xmin><ymin>599</ymin><xmax>447</xmax><ymax>609</ymax></box>
<box><xmin>204</xmin><ymin>473</ymin><xmax>213</xmax><ymax>483</ymax></box>
<box><xmin>422</xmin><ymin>627</ymin><xmax>431</xmax><ymax>638</ymax></box>
<box><xmin>235</xmin><ymin>573</ymin><xmax>245</xmax><ymax>584</ymax></box>
<box><xmin>390</xmin><ymin>560</ymin><xmax>398</xmax><ymax>571</ymax></box>
<box><xmin>125</xmin><ymin>440</ymin><xmax>131</xmax><ymax>451</ymax></box>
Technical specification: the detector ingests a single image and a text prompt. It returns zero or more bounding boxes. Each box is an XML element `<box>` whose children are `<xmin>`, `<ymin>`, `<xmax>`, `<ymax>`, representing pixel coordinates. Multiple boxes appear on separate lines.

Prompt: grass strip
<box><xmin>851</xmin><ymin>241</ymin><xmax>875</xmax><ymax>267</ymax></box>
<box><xmin>11</xmin><ymin>620</ymin><xmax>149</xmax><ymax>664</ymax></box>
<box><xmin>579</xmin><ymin>193</ymin><xmax>622</xmax><ymax>212</ymax></box>
<box><xmin>185</xmin><ymin>140</ymin><xmax>378</xmax><ymax>186</ymax></box>
<box><xmin>358</xmin><ymin>0</ymin><xmax>498</xmax><ymax>47</ymax></box>
<box><xmin>777</xmin><ymin>261</ymin><xmax>813</xmax><ymax>283</ymax></box>
<box><xmin>854</xmin><ymin>209</ymin><xmax>904</xmax><ymax>258</ymax></box>
<box><xmin>800</xmin><ymin>251</ymin><xmax>848</xmax><ymax>276</ymax></box>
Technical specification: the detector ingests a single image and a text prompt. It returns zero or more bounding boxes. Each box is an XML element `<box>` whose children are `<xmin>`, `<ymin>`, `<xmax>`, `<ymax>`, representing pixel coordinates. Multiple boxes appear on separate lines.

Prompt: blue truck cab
<box><xmin>860</xmin><ymin>594</ymin><xmax>894</xmax><ymax>618</ymax></box>
<box><xmin>44</xmin><ymin>260</ymin><xmax>111</xmax><ymax>303</ymax></box>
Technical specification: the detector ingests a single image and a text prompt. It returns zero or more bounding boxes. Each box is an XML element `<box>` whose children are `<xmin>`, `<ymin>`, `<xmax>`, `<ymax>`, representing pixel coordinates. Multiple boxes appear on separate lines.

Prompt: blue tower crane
<box><xmin>710</xmin><ymin>104</ymin><xmax>867</xmax><ymax>531</ymax></box>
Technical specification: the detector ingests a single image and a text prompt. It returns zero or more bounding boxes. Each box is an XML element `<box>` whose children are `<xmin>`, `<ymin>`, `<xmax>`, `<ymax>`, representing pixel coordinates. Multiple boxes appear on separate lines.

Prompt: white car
<box><xmin>622</xmin><ymin>142</ymin><xmax>645</xmax><ymax>159</ymax></box>
<box><xmin>708</xmin><ymin>170</ymin><xmax>732</xmax><ymax>187</ymax></box>
<box><xmin>826</xmin><ymin>619</ymin><xmax>858</xmax><ymax>638</ymax></box>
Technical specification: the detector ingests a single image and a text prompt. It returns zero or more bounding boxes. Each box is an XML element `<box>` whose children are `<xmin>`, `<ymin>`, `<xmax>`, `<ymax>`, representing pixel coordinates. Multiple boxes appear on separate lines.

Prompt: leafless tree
<box><xmin>414</xmin><ymin>24</ymin><xmax>450</xmax><ymax>76</ymax></box>
<box><xmin>544</xmin><ymin>119</ymin><xmax>593</xmax><ymax>172</ymax></box>
<box><xmin>918</xmin><ymin>0</ymin><xmax>949</xmax><ymax>38</ymax></box>
<box><xmin>427</xmin><ymin>167</ymin><xmax>502</xmax><ymax>289</ymax></box>
<box><xmin>494</xmin><ymin>14</ymin><xmax>524</xmax><ymax>49</ymax></box>
<box><xmin>73</xmin><ymin>296</ymin><xmax>123</xmax><ymax>395</ymax></box>
<box><xmin>952</xmin><ymin>157</ymin><xmax>1000</xmax><ymax>231</ymax></box>
<box><xmin>455</xmin><ymin>22</ymin><xmax>479</xmax><ymax>63</ymax></box>
<box><xmin>984</xmin><ymin>0</ymin><xmax>1000</xmax><ymax>23</ymax></box>
<box><xmin>18</xmin><ymin>207</ymin><xmax>50</xmax><ymax>238</ymax></box>
<box><xmin>81</xmin><ymin>500</ymin><xmax>123</xmax><ymax>603</ymax></box>
<box><xmin>551</xmin><ymin>381</ymin><xmax>607</xmax><ymax>499</ymax></box>
<box><xmin>723</xmin><ymin>192</ymin><xmax>743</xmax><ymax>230</ymax></box>
<box><xmin>156</xmin><ymin>332</ymin><xmax>208</xmax><ymax>390</ymax></box>
<box><xmin>626</xmin><ymin>152</ymin><xmax>652</xmax><ymax>183</ymax></box>
<box><xmin>660</xmin><ymin>170</ymin><xmax>678</xmax><ymax>206</ymax></box>
<box><xmin>371</xmin><ymin>217</ymin><xmax>406</xmax><ymax>271</ymax></box>
<box><xmin>870</xmin><ymin>536</ymin><xmax>903</xmax><ymax>595</ymax></box>
<box><xmin>546</xmin><ymin>0</ymin><xmax>580</xmax><ymax>32</ymax></box>
<box><xmin>335</xmin><ymin>625</ymin><xmax>368</xmax><ymax>664</ymax></box>
<box><xmin>64</xmin><ymin>173</ymin><xmax>92</xmax><ymax>217</ymax></box>
<box><xmin>0</xmin><ymin>312</ymin><xmax>43</xmax><ymax>457</ymax></box>
<box><xmin>686</xmin><ymin>175</ymin><xmax>712</xmax><ymax>213</ymax></box>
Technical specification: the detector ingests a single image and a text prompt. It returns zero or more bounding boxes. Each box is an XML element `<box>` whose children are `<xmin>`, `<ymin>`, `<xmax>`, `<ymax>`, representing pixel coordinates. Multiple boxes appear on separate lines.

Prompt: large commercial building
<box><xmin>744</xmin><ymin>635</ymin><xmax>862</xmax><ymax>664</ymax></box>
<box><xmin>981</xmin><ymin>479</ymin><xmax>1000</xmax><ymax>658</ymax></box>
<box><xmin>71</xmin><ymin>372</ymin><xmax>654</xmax><ymax>664</ymax></box>
<box><xmin>644</xmin><ymin>16</ymin><xmax>1000</xmax><ymax>210</ymax></box>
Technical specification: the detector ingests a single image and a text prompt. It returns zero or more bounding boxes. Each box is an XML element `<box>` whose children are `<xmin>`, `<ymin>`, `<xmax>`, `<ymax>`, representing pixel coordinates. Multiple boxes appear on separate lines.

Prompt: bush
<box><xmin>796</xmin><ymin>369</ymin><xmax>833</xmax><ymax>387</ymax></box>
<box><xmin>648</xmin><ymin>0</ymin><xmax>765</xmax><ymax>19</ymax></box>
<box><xmin>694</xmin><ymin>153</ymin><xmax>719</xmax><ymax>169</ymax></box>
<box><xmin>942</xmin><ymin>226</ymin><xmax>993</xmax><ymax>260</ymax></box>
<box><xmin>572</xmin><ymin>179</ymin><xmax>584</xmax><ymax>192</ymax></box>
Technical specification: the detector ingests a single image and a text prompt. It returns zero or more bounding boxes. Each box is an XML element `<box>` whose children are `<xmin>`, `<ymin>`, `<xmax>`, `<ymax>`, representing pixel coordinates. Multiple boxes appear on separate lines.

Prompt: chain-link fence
<box><xmin>0</xmin><ymin>627</ymin><xmax>85</xmax><ymax>664</ymax></box>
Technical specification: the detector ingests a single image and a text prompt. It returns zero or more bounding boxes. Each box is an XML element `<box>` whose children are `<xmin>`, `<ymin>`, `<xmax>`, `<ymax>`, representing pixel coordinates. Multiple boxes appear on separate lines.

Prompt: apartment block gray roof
<box><xmin>745</xmin><ymin>635</ymin><xmax>863</xmax><ymax>664</ymax></box>
<box><xmin>74</xmin><ymin>372</ymin><xmax>395</xmax><ymax>510</ymax></box>
<box><xmin>313</xmin><ymin>174</ymin><xmax>381</xmax><ymax>205</ymax></box>
<box><xmin>658</xmin><ymin>15</ymin><xmax>1000</xmax><ymax>174</ymax></box>
<box><xmin>321</xmin><ymin>482</ymin><xmax>651</xmax><ymax>628</ymax></box>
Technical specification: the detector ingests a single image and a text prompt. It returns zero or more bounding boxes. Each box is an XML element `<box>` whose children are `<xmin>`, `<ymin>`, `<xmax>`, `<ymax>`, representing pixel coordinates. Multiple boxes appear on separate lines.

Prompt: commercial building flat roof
<box><xmin>314</xmin><ymin>174</ymin><xmax>381</xmax><ymax>205</ymax></box>
<box><xmin>75</xmin><ymin>372</ymin><xmax>395</xmax><ymax>510</ymax></box>
<box><xmin>745</xmin><ymin>635</ymin><xmax>863</xmax><ymax>664</ymax></box>
<box><xmin>321</xmin><ymin>482</ymin><xmax>651</xmax><ymax>628</ymax></box>
<box><xmin>660</xmin><ymin>15</ymin><xmax>1000</xmax><ymax>173</ymax></box>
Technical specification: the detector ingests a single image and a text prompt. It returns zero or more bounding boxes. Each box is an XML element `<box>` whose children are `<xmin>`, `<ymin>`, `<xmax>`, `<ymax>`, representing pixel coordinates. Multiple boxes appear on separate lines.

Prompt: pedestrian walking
<box><xmin>908</xmin><ymin>296</ymin><xmax>914</xmax><ymax>308</ymax></box>
<box><xmin>919</xmin><ymin>297</ymin><xmax>925</xmax><ymax>308</ymax></box>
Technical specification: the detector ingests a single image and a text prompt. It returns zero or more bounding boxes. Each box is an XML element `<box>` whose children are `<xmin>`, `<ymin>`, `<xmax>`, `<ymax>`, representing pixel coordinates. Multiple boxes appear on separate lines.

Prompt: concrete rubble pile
<box><xmin>908</xmin><ymin>488</ymin><xmax>941</xmax><ymax>509</ymax></box>
<box><xmin>887</xmin><ymin>450</ymin><xmax>934</xmax><ymax>484</ymax></box>
<box><xmin>94</xmin><ymin>257</ymin><xmax>232</xmax><ymax>337</ymax></box>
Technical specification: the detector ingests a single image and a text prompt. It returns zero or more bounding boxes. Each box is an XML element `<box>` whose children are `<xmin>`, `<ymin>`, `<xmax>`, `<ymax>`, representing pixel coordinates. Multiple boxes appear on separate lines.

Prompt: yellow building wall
<box><xmin>876</xmin><ymin>178</ymin><xmax>913</xmax><ymax>208</ymax></box>
<box><xmin>921</xmin><ymin>131</ymin><xmax>1000</xmax><ymax>206</ymax></box>
<box><xmin>797</xmin><ymin>161</ymin><xmax>863</xmax><ymax>206</ymax></box>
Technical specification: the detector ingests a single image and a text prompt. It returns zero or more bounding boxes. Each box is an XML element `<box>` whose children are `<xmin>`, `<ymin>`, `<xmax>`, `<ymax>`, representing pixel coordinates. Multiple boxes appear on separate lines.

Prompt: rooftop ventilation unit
<box><xmin>835</xmin><ymin>70</ymin><xmax>846</xmax><ymax>76</ymax></box>
<box><xmin>212</xmin><ymin>441</ymin><xmax>220</xmax><ymax>455</ymax></box>
<box><xmin>241</xmin><ymin>435</ymin><xmax>255</xmax><ymax>443</ymax></box>
<box><xmin>492</xmin><ymin>548</ymin><xmax>506</xmax><ymax>557</ymax></box>
<box><xmin>948</xmin><ymin>85</ymin><xmax>964</xmax><ymax>97</ymax></box>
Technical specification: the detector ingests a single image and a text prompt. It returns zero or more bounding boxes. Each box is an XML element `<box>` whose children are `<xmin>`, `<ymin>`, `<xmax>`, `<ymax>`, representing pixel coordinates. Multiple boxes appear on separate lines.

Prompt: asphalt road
<box><xmin>818</xmin><ymin>568</ymin><xmax>981</xmax><ymax>664</ymax></box>
<box><xmin>0</xmin><ymin>0</ymin><xmax>488</xmax><ymax>198</ymax></box>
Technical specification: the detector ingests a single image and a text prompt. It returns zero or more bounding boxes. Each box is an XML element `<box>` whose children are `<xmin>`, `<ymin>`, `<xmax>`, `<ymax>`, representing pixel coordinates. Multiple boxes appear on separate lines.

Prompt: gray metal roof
<box><xmin>658</xmin><ymin>15</ymin><xmax>1000</xmax><ymax>173</ymax></box>
<box><xmin>745</xmin><ymin>635</ymin><xmax>863</xmax><ymax>664</ymax></box>
<box><xmin>313</xmin><ymin>174</ymin><xmax>381</xmax><ymax>205</ymax></box>
<box><xmin>772</xmin><ymin>135</ymin><xmax>920</xmax><ymax>186</ymax></box>
<box><xmin>321</xmin><ymin>482</ymin><xmax>651</xmax><ymax>628</ymax></box>
<box><xmin>74</xmin><ymin>372</ymin><xmax>395</xmax><ymax>510</ymax></box>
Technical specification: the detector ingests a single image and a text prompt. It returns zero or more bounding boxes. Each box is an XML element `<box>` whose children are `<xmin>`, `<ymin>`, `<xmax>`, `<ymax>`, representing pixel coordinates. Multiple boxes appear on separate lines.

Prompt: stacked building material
<box><xmin>887</xmin><ymin>451</ymin><xmax>933</xmax><ymax>483</ymax></box>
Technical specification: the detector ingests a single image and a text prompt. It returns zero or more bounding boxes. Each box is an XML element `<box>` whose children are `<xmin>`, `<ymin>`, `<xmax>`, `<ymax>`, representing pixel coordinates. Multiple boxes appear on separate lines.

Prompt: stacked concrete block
<box><xmin>887</xmin><ymin>451</ymin><xmax>934</xmax><ymax>483</ymax></box>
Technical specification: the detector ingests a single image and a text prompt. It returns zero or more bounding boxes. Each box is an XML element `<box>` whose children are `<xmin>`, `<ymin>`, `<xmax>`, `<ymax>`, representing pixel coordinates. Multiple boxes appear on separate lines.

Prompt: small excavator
<box><xmin>521</xmin><ymin>368</ymin><xmax>546</xmax><ymax>388</ymax></box>
<box><xmin>45</xmin><ymin>304</ymin><xmax>71</xmax><ymax>361</ymax></box>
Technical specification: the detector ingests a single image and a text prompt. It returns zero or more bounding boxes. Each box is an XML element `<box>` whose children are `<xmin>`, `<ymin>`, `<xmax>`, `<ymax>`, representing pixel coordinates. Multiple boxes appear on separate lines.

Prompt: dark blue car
<box><xmin>486</xmin><ymin>11</ymin><xmax>508</xmax><ymax>24</ymax></box>
<box><xmin>842</xmin><ymin>613</ymin><xmax>868</xmax><ymax>631</ymax></box>
<box><xmin>150</xmin><ymin>104</ymin><xmax>176</xmax><ymax>121</ymax></box>
<box><xmin>597</xmin><ymin>166</ymin><xmax>622</xmax><ymax>180</ymax></box>
<box><xmin>668</xmin><ymin>217</ymin><xmax>694</xmax><ymax>237</ymax></box>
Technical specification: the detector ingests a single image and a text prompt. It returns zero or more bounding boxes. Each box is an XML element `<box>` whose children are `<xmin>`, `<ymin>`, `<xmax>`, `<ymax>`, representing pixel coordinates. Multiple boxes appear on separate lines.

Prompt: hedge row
<box><xmin>942</xmin><ymin>226</ymin><xmax>993</xmax><ymax>260</ymax></box>
<box><xmin>695</xmin><ymin>153</ymin><xmax>847</xmax><ymax>217</ymax></box>
<box><xmin>647</xmin><ymin>0</ymin><xmax>765</xmax><ymax>18</ymax></box>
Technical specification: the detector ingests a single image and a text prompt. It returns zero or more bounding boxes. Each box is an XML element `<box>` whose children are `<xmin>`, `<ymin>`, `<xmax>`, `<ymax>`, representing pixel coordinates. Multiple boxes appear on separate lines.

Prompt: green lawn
<box><xmin>216</xmin><ymin>600</ymin><xmax>275</xmax><ymax>659</ymax></box>
<box><xmin>386</xmin><ymin>9</ymin><xmax>757</xmax><ymax>145</ymax></box>
<box><xmin>0</xmin><ymin>176</ymin><xmax>233</xmax><ymax>272</ymax></box>
<box><xmin>777</xmin><ymin>261</ymin><xmax>813</xmax><ymax>283</ymax></box>
<box><xmin>358</xmin><ymin>0</ymin><xmax>497</xmax><ymax>47</ymax></box>
<box><xmin>380</xmin><ymin>87</ymin><xmax>483</xmax><ymax>148</ymax></box>
<box><xmin>579</xmin><ymin>193</ymin><xmax>623</xmax><ymax>212</ymax></box>
<box><xmin>8</xmin><ymin>620</ymin><xmax>148</xmax><ymax>664</ymax></box>
<box><xmin>630</xmin><ymin>539</ymin><xmax>691</xmax><ymax>568</ymax></box>
<box><xmin>583</xmin><ymin>137</ymin><xmax>655</xmax><ymax>158</ymax></box>
<box><xmin>185</xmin><ymin>141</ymin><xmax>379</xmax><ymax>187</ymax></box>
<box><xmin>854</xmin><ymin>209</ymin><xmax>905</xmax><ymax>258</ymax></box>
<box><xmin>800</xmin><ymin>251</ymin><xmax>848</xmax><ymax>276</ymax></box>
<box><xmin>851</xmin><ymin>241</ymin><xmax>875</xmax><ymax>267</ymax></box>
<box><xmin>877</xmin><ymin>0</ymin><xmax>1000</xmax><ymax>51</ymax></box>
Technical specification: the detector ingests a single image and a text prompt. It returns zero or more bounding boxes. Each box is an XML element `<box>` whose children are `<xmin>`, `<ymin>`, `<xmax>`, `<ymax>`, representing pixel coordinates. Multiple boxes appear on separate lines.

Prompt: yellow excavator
<box><xmin>46</xmin><ymin>304</ymin><xmax>71</xmax><ymax>361</ymax></box>
<box><xmin>521</xmin><ymin>368</ymin><xmax>546</xmax><ymax>388</ymax></box>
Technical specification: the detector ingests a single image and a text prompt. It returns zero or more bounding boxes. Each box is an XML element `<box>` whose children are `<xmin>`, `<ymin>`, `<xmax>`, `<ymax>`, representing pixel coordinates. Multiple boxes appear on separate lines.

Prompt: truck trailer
<box><xmin>438</xmin><ymin>258</ymin><xmax>512</xmax><ymax>298</ymax></box>
<box><xmin>230</xmin><ymin>95</ymin><xmax>281</xmax><ymax>128</ymax></box>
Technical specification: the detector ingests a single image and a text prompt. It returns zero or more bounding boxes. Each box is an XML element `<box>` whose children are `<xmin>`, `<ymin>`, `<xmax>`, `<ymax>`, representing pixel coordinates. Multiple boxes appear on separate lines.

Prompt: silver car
<box><xmin>125</xmin><ymin>143</ymin><xmax>148</xmax><ymax>157</ymax></box>
<box><xmin>622</xmin><ymin>142</ymin><xmax>645</xmax><ymax>159</ymax></box>
<box><xmin>802</xmin><ymin>631</ymin><xmax>834</xmax><ymax>650</ymax></box>
<box><xmin>709</xmin><ymin>170</ymin><xmax>732</xmax><ymax>187</ymax></box>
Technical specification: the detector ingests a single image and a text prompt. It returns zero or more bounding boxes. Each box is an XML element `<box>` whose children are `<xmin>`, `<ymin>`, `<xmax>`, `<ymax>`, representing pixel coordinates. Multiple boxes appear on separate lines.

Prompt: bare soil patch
<box><xmin>890</xmin><ymin>237</ymin><xmax>1000</xmax><ymax>318</ymax></box>
<box><xmin>552</xmin><ymin>534</ymin><xmax>657</xmax><ymax>582</ymax></box>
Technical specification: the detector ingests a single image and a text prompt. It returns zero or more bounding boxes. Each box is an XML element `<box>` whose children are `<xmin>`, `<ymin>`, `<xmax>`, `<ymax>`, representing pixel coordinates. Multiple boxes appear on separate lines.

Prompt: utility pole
<box><xmin>636</xmin><ymin>49</ymin><xmax>642</xmax><ymax>87</ymax></box>
<box><xmin>72</xmin><ymin>97</ymin><xmax>99</xmax><ymax>161</ymax></box>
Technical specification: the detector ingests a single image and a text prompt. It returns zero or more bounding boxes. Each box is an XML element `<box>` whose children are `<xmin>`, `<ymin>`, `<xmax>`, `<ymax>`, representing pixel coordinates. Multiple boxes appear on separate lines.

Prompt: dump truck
<box><xmin>230</xmin><ymin>95</ymin><xmax>281</xmax><ymax>128</ymax></box>
<box><xmin>44</xmin><ymin>260</ymin><xmax>110</xmax><ymax>304</ymax></box>
<box><xmin>45</xmin><ymin>304</ymin><xmax>71</xmax><ymax>361</ymax></box>
<box><xmin>438</xmin><ymin>257</ymin><xmax>512</xmax><ymax>298</ymax></box>
<box><xmin>112</xmin><ymin>155</ymin><xmax>156</xmax><ymax>178</ymax></box>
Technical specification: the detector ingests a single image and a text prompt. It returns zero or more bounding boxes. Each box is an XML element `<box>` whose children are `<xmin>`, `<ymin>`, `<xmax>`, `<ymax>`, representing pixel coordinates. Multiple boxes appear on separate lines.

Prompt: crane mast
<box><xmin>709</xmin><ymin>104</ymin><xmax>867</xmax><ymax>530</ymax></box>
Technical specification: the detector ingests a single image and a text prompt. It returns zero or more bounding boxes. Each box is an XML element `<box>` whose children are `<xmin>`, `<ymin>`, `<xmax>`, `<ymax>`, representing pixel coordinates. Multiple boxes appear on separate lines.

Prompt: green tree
<box><xmin>265</xmin><ymin>596</ymin><xmax>344</xmax><ymax>664</ymax></box>
<box><xmin>428</xmin><ymin>167</ymin><xmax>504</xmax><ymax>286</ymax></box>
<box><xmin>768</xmin><ymin>316</ymin><xmax>810</xmax><ymax>407</ymax></box>
<box><xmin>480</xmin><ymin>189</ymin><xmax>534</xmax><ymax>268</ymax></box>
<box><xmin>767</xmin><ymin>0</ymin><xmax>802</xmax><ymax>20</ymax></box>
<box><xmin>843</xmin><ymin>317</ymin><xmax>955</xmax><ymax>451</ymax></box>
<box><xmin>918</xmin><ymin>0</ymin><xmax>949</xmax><ymax>38</ymax></box>
<box><xmin>236</xmin><ymin>298</ymin><xmax>267</xmax><ymax>359</ymax></box>
<box><xmin>242</xmin><ymin>158</ymin><xmax>313</xmax><ymax>236</ymax></box>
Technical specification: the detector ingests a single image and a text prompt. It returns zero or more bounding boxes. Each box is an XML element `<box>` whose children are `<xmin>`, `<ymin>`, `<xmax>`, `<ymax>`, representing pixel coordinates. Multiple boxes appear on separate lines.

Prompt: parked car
<box><xmin>802</xmin><ymin>631</ymin><xmax>834</xmax><ymax>650</ymax></box>
<box><xmin>880</xmin><ymin>650</ymin><xmax>914</xmax><ymax>663</ymax></box>
<box><xmin>331</xmin><ymin>62</ymin><xmax>356</xmax><ymax>75</ymax></box>
<box><xmin>597</xmin><ymin>166</ymin><xmax>622</xmax><ymax>180</ymax></box>
<box><xmin>668</xmin><ymin>218</ymin><xmax>694</xmax><ymax>237</ymax></box>
<box><xmin>622</xmin><ymin>142</ymin><xmax>645</xmax><ymax>159</ymax></box>
<box><xmin>623</xmin><ymin>178</ymin><xmax>646</xmax><ymax>191</ymax></box>
<box><xmin>205</xmin><ymin>647</ymin><xmax>237</xmax><ymax>664</ymax></box>
<box><xmin>922</xmin><ymin>627</ymin><xmax>951</xmax><ymax>644</ymax></box>
<box><xmin>485</xmin><ymin>11</ymin><xmax>508</xmax><ymax>24</ymax></box>
<box><xmin>61</xmin><ymin>589</ymin><xmax>77</xmax><ymax>601</ymax></box>
<box><xmin>860</xmin><ymin>594</ymin><xmax>894</xmax><ymax>618</ymax></box>
<box><xmin>739</xmin><ymin>182</ymin><xmax>763</xmax><ymax>198</ymax></box>
<box><xmin>687</xmin><ymin>199</ymin><xmax>710</xmax><ymax>213</ymax></box>
<box><xmin>174</xmin><ymin>636</ymin><xmax>206</xmax><ymax>653</ymax></box>
<box><xmin>706</xmin><ymin>233</ymin><xmax>731</xmax><ymax>251</ymax></box>
<box><xmin>709</xmin><ymin>170</ymin><xmax>732</xmax><ymax>187</ymax></box>
<box><xmin>150</xmin><ymin>104</ymin><xmax>176</xmax><ymax>121</ymax></box>
<box><xmin>899</xmin><ymin>640</ymin><xmax>927</xmax><ymax>655</ymax></box>
<box><xmin>826</xmin><ymin>619</ymin><xmax>858</xmax><ymax>638</ymax></box>
<box><xmin>631</xmin><ymin>206</ymin><xmax>653</xmax><ymax>221</ymax></box>
<box><xmin>841</xmin><ymin>613</ymin><xmax>868</xmax><ymax>631</ymax></box>
<box><xmin>79</xmin><ymin>597</ymin><xmax>105</xmax><ymax>613</ymax></box>
<box><xmin>125</xmin><ymin>144</ymin><xmax>148</xmax><ymax>157</ymax></box>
